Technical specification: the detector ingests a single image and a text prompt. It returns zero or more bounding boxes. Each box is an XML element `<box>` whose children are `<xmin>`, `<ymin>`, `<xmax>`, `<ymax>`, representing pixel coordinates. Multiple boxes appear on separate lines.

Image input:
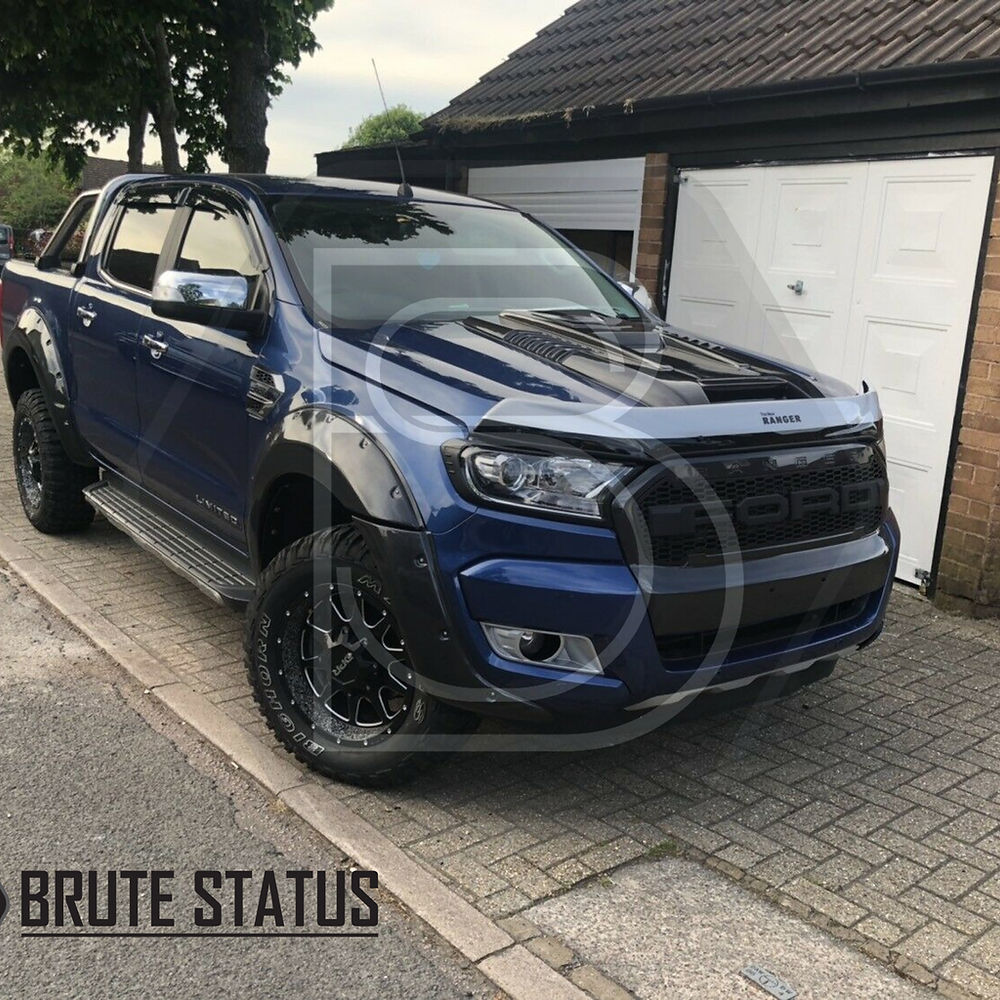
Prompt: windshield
<box><xmin>267</xmin><ymin>195</ymin><xmax>642</xmax><ymax>329</ymax></box>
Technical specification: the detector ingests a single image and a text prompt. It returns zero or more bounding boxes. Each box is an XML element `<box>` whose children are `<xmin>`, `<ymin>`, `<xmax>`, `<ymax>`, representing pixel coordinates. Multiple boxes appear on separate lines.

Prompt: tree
<box><xmin>0</xmin><ymin>1</ymin><xmax>190</xmax><ymax>175</ymax></box>
<box><xmin>196</xmin><ymin>0</ymin><xmax>335</xmax><ymax>172</ymax></box>
<box><xmin>342</xmin><ymin>105</ymin><xmax>425</xmax><ymax>149</ymax></box>
<box><xmin>0</xmin><ymin>0</ymin><xmax>334</xmax><ymax>176</ymax></box>
<box><xmin>0</xmin><ymin>151</ymin><xmax>73</xmax><ymax>230</ymax></box>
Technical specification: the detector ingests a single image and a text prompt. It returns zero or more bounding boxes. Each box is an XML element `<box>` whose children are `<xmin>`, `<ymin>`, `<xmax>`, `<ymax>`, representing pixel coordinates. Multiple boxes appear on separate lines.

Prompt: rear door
<box><xmin>69</xmin><ymin>187</ymin><xmax>183</xmax><ymax>480</ymax></box>
<box><xmin>134</xmin><ymin>189</ymin><xmax>268</xmax><ymax>549</ymax></box>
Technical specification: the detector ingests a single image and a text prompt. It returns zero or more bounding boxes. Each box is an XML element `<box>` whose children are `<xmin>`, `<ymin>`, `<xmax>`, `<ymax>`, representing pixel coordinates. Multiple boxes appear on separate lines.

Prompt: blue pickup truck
<box><xmin>0</xmin><ymin>174</ymin><xmax>898</xmax><ymax>783</ymax></box>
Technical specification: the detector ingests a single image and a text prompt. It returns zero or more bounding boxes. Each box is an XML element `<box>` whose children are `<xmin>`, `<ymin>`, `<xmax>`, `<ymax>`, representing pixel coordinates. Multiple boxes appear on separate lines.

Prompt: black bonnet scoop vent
<box><xmin>502</xmin><ymin>329</ymin><xmax>576</xmax><ymax>364</ymax></box>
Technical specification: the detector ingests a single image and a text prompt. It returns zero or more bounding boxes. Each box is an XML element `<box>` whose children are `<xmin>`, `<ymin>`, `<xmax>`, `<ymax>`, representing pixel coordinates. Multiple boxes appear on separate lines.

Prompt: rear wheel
<box><xmin>12</xmin><ymin>389</ymin><xmax>96</xmax><ymax>534</ymax></box>
<box><xmin>244</xmin><ymin>525</ymin><xmax>476</xmax><ymax>786</ymax></box>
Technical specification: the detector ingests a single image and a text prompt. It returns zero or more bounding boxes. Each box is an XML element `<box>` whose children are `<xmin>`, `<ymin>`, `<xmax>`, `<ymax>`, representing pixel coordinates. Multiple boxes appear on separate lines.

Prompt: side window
<box><xmin>176</xmin><ymin>198</ymin><xmax>258</xmax><ymax>281</ymax></box>
<box><xmin>58</xmin><ymin>206</ymin><xmax>95</xmax><ymax>268</ymax></box>
<box><xmin>38</xmin><ymin>195</ymin><xmax>97</xmax><ymax>271</ymax></box>
<box><xmin>104</xmin><ymin>194</ymin><xmax>179</xmax><ymax>291</ymax></box>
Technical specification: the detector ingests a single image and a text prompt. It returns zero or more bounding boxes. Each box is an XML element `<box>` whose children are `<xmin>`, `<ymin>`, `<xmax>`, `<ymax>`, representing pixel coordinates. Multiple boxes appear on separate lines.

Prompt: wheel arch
<box><xmin>3</xmin><ymin>310</ymin><xmax>92</xmax><ymax>466</ymax></box>
<box><xmin>249</xmin><ymin>408</ymin><xmax>422</xmax><ymax>574</ymax></box>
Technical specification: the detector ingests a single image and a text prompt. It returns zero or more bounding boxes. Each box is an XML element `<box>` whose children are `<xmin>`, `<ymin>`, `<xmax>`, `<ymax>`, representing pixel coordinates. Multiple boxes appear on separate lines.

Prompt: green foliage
<box><xmin>342</xmin><ymin>106</ymin><xmax>425</xmax><ymax>150</ymax></box>
<box><xmin>0</xmin><ymin>151</ymin><xmax>73</xmax><ymax>230</ymax></box>
<box><xmin>645</xmin><ymin>838</ymin><xmax>682</xmax><ymax>861</ymax></box>
<box><xmin>173</xmin><ymin>0</ymin><xmax>336</xmax><ymax>171</ymax></box>
<box><xmin>0</xmin><ymin>0</ymin><xmax>151</xmax><ymax>176</ymax></box>
<box><xmin>0</xmin><ymin>0</ymin><xmax>335</xmax><ymax>174</ymax></box>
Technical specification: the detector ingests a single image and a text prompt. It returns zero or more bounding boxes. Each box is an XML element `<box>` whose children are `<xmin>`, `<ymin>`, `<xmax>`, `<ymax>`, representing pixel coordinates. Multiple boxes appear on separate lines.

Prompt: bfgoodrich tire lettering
<box><xmin>244</xmin><ymin>525</ymin><xmax>476</xmax><ymax>786</ymax></box>
<box><xmin>12</xmin><ymin>389</ymin><xmax>96</xmax><ymax>534</ymax></box>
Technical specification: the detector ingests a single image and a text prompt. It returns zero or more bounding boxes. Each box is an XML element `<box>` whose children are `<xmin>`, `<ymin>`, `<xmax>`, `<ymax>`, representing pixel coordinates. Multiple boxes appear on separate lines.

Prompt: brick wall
<box><xmin>936</xmin><ymin>172</ymin><xmax>1000</xmax><ymax>617</ymax></box>
<box><xmin>634</xmin><ymin>153</ymin><xmax>671</xmax><ymax>310</ymax></box>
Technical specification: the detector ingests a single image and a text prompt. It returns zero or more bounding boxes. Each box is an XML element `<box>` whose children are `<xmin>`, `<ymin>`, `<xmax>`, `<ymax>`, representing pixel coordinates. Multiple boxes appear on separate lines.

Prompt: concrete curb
<box><xmin>0</xmin><ymin>530</ymin><xmax>611</xmax><ymax>1000</ymax></box>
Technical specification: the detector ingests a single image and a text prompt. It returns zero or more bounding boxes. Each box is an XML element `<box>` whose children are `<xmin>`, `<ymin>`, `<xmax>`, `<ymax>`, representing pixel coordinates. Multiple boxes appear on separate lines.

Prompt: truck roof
<box><xmin>101</xmin><ymin>173</ymin><xmax>499</xmax><ymax>210</ymax></box>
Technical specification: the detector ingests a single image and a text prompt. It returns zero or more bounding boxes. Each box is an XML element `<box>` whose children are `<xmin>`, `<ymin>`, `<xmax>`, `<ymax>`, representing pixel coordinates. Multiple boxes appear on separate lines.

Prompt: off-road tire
<box><xmin>12</xmin><ymin>389</ymin><xmax>96</xmax><ymax>534</ymax></box>
<box><xmin>244</xmin><ymin>525</ymin><xmax>476</xmax><ymax>786</ymax></box>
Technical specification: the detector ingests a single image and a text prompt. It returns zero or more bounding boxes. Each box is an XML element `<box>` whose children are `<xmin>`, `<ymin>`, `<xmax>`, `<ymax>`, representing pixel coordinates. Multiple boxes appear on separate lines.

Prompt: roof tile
<box><xmin>429</xmin><ymin>0</ymin><xmax>1000</xmax><ymax>126</ymax></box>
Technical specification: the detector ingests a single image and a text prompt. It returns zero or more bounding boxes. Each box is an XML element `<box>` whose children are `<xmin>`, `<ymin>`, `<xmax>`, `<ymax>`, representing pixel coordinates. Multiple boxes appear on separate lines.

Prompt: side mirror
<box><xmin>151</xmin><ymin>270</ymin><xmax>267</xmax><ymax>335</ymax></box>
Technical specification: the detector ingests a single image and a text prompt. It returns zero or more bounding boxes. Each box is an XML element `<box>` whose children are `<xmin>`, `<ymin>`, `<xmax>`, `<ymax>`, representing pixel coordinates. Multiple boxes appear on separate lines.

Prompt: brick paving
<box><xmin>2</xmin><ymin>398</ymin><xmax>1000</xmax><ymax>997</ymax></box>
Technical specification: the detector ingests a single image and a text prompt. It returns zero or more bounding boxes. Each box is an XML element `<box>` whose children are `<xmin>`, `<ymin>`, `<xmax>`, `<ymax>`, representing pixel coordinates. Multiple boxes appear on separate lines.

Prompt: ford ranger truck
<box><xmin>1</xmin><ymin>175</ymin><xmax>899</xmax><ymax>784</ymax></box>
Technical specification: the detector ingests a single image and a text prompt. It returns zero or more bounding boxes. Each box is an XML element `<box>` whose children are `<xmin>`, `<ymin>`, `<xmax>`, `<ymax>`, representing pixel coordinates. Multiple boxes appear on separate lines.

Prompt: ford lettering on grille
<box><xmin>648</xmin><ymin>481</ymin><xmax>886</xmax><ymax>537</ymax></box>
<box><xmin>630</xmin><ymin>445</ymin><xmax>888</xmax><ymax>566</ymax></box>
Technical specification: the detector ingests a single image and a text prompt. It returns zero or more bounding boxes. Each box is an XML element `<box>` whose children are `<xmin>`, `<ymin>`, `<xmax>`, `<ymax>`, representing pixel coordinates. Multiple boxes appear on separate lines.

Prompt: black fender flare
<box><xmin>2</xmin><ymin>308</ymin><xmax>92</xmax><ymax>466</ymax></box>
<box><xmin>248</xmin><ymin>407</ymin><xmax>421</xmax><ymax>572</ymax></box>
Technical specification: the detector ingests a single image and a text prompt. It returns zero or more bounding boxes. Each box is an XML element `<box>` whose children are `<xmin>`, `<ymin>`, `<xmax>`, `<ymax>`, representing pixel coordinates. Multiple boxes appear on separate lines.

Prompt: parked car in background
<box><xmin>0</xmin><ymin>225</ymin><xmax>13</xmax><ymax>264</ymax></box>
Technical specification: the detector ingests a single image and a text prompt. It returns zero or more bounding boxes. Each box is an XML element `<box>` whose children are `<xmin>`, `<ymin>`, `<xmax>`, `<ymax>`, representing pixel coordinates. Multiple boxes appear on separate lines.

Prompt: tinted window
<box><xmin>105</xmin><ymin>194</ymin><xmax>178</xmax><ymax>290</ymax></box>
<box><xmin>268</xmin><ymin>196</ymin><xmax>641</xmax><ymax>328</ymax></box>
<box><xmin>176</xmin><ymin>197</ymin><xmax>257</xmax><ymax>280</ymax></box>
<box><xmin>41</xmin><ymin>195</ymin><xmax>97</xmax><ymax>271</ymax></box>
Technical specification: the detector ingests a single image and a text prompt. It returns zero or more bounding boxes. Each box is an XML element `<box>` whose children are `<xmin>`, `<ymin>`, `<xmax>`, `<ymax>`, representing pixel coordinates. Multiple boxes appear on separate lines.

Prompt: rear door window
<box><xmin>104</xmin><ymin>193</ymin><xmax>180</xmax><ymax>291</ymax></box>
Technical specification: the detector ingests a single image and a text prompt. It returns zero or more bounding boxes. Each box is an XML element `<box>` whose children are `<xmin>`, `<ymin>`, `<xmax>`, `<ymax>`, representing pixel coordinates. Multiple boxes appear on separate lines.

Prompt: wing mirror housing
<box><xmin>151</xmin><ymin>270</ymin><xmax>267</xmax><ymax>335</ymax></box>
<box><xmin>617</xmin><ymin>278</ymin><xmax>655</xmax><ymax>312</ymax></box>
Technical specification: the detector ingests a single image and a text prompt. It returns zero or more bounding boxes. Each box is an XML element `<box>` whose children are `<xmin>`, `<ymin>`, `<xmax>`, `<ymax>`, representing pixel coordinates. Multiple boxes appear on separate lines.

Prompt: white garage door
<box><xmin>467</xmin><ymin>158</ymin><xmax>645</xmax><ymax>271</ymax></box>
<box><xmin>667</xmin><ymin>157</ymin><xmax>995</xmax><ymax>584</ymax></box>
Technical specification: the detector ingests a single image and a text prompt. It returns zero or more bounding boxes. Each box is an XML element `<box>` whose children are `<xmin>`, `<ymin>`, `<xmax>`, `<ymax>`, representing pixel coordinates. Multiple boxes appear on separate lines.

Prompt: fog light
<box><xmin>482</xmin><ymin>624</ymin><xmax>602</xmax><ymax>675</ymax></box>
<box><xmin>518</xmin><ymin>632</ymin><xmax>563</xmax><ymax>662</ymax></box>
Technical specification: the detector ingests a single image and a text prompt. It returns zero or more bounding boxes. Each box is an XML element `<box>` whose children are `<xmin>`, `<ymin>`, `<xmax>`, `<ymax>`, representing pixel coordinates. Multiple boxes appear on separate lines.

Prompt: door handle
<box><xmin>76</xmin><ymin>305</ymin><xmax>97</xmax><ymax>327</ymax></box>
<box><xmin>141</xmin><ymin>333</ymin><xmax>169</xmax><ymax>358</ymax></box>
<box><xmin>787</xmin><ymin>280</ymin><xmax>805</xmax><ymax>295</ymax></box>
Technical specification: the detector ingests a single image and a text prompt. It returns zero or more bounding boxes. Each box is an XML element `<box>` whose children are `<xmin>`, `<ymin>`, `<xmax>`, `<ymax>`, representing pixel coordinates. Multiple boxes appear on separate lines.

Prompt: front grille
<box><xmin>628</xmin><ymin>444</ymin><xmax>887</xmax><ymax>567</ymax></box>
<box><xmin>656</xmin><ymin>593</ymin><xmax>875</xmax><ymax>670</ymax></box>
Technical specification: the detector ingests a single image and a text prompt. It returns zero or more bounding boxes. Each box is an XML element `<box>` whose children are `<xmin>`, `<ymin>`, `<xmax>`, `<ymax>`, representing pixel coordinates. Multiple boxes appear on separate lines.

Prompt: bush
<box><xmin>0</xmin><ymin>151</ymin><xmax>73</xmax><ymax>232</ymax></box>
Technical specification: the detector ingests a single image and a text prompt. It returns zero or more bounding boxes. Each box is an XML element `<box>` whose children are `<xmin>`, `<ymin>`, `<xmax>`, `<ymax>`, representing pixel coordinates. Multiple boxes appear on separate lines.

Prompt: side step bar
<box><xmin>84</xmin><ymin>480</ymin><xmax>254</xmax><ymax>609</ymax></box>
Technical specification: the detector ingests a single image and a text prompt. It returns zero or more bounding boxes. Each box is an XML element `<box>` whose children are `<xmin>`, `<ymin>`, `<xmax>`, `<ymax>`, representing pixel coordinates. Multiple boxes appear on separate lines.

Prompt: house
<box><xmin>78</xmin><ymin>156</ymin><xmax>159</xmax><ymax>192</ymax></box>
<box><xmin>316</xmin><ymin>0</ymin><xmax>1000</xmax><ymax>616</ymax></box>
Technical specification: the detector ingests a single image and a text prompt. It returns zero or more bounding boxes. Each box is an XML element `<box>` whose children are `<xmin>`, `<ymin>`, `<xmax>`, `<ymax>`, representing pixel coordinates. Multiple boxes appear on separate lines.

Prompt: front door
<box><xmin>135</xmin><ymin>190</ymin><xmax>267</xmax><ymax>550</ymax></box>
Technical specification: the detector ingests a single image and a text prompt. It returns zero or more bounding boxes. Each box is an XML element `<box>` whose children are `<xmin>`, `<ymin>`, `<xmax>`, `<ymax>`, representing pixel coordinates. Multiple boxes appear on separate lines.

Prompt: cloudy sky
<box><xmin>100</xmin><ymin>0</ymin><xmax>571</xmax><ymax>175</ymax></box>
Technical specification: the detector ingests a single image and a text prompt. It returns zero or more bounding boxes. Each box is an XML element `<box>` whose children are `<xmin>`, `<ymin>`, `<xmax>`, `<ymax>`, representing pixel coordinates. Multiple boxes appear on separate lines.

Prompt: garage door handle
<box><xmin>787</xmin><ymin>280</ymin><xmax>804</xmax><ymax>295</ymax></box>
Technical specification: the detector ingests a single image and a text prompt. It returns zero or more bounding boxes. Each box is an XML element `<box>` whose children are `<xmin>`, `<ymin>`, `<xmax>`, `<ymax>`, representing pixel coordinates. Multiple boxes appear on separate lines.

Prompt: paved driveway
<box><xmin>1</xmin><ymin>397</ymin><xmax>999</xmax><ymax>998</ymax></box>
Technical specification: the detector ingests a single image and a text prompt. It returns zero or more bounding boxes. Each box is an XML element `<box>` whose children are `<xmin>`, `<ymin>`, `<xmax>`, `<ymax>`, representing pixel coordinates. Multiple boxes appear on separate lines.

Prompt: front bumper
<box><xmin>359</xmin><ymin>509</ymin><xmax>899</xmax><ymax>722</ymax></box>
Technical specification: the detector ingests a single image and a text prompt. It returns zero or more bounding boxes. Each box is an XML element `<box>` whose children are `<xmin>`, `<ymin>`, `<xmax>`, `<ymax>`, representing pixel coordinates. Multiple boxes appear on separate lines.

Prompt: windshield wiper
<box><xmin>502</xmin><ymin>307</ymin><xmax>634</xmax><ymax>326</ymax></box>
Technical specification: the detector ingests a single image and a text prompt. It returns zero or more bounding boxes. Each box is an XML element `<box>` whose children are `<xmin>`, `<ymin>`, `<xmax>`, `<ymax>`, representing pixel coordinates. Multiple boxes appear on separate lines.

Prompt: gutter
<box><xmin>419</xmin><ymin>57</ymin><xmax>1000</xmax><ymax>145</ymax></box>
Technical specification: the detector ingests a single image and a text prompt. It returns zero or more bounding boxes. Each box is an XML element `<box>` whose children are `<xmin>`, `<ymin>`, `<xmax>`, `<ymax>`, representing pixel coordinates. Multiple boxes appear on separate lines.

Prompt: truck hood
<box><xmin>318</xmin><ymin>311</ymin><xmax>855</xmax><ymax>435</ymax></box>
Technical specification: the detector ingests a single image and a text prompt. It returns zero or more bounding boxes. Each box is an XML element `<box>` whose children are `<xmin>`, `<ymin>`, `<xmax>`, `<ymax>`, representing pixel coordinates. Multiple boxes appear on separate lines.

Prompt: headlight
<box><xmin>461</xmin><ymin>447</ymin><xmax>629</xmax><ymax>519</ymax></box>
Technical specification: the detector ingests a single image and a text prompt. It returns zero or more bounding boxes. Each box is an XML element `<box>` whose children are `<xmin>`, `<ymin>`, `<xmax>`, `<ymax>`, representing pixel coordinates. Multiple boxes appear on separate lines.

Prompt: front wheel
<box><xmin>244</xmin><ymin>526</ymin><xmax>476</xmax><ymax>786</ymax></box>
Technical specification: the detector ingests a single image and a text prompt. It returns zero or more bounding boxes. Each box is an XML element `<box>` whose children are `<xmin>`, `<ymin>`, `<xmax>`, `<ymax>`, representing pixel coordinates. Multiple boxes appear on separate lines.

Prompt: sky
<box><xmin>99</xmin><ymin>0</ymin><xmax>571</xmax><ymax>176</ymax></box>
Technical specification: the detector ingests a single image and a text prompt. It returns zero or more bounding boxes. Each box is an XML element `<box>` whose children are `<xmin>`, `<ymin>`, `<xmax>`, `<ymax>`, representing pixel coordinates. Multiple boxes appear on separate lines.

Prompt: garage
<box><xmin>466</xmin><ymin>158</ymin><xmax>645</xmax><ymax>279</ymax></box>
<box><xmin>666</xmin><ymin>158</ymin><xmax>995</xmax><ymax>585</ymax></box>
<box><xmin>321</xmin><ymin>0</ymin><xmax>1000</xmax><ymax>613</ymax></box>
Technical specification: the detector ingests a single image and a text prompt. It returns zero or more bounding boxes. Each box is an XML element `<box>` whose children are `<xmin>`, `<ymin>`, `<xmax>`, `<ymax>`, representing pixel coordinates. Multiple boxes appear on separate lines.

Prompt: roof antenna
<box><xmin>372</xmin><ymin>58</ymin><xmax>413</xmax><ymax>200</ymax></box>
